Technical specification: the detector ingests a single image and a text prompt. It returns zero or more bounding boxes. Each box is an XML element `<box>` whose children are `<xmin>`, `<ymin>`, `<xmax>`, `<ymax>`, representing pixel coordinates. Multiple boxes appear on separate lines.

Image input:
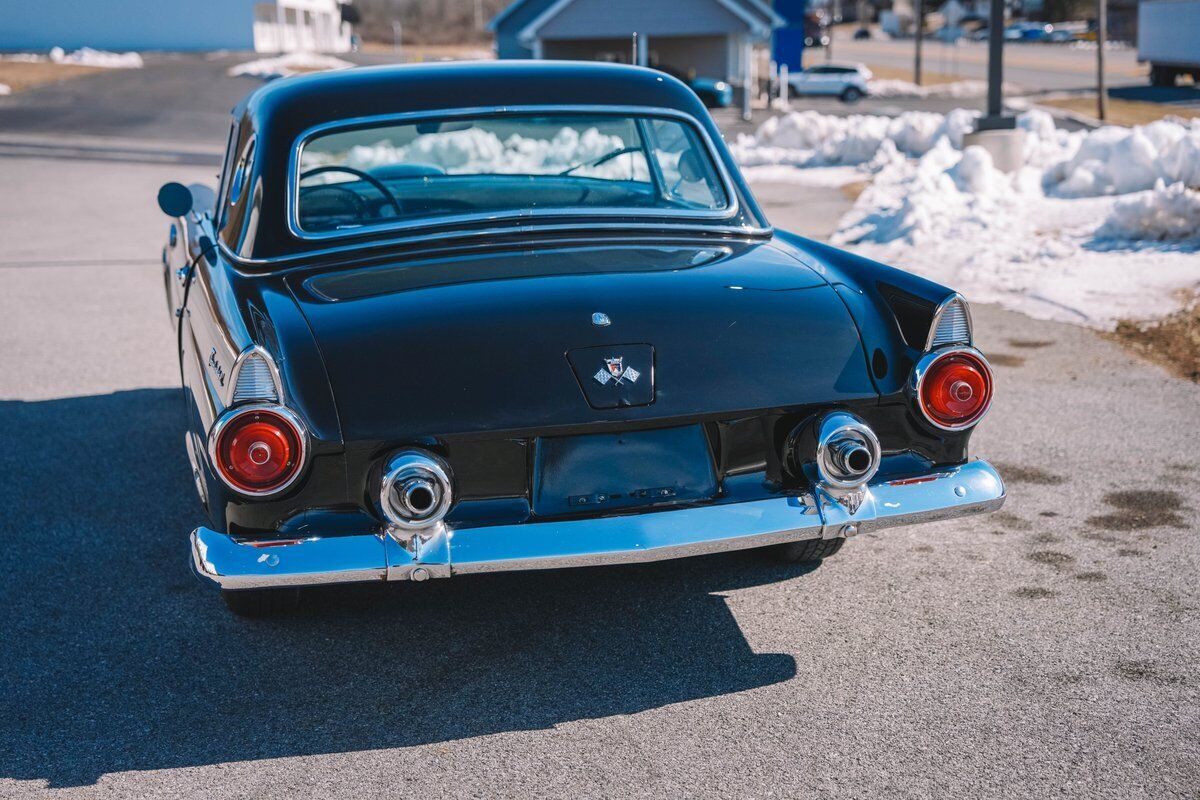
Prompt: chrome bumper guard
<box><xmin>191</xmin><ymin>460</ymin><xmax>1005</xmax><ymax>590</ymax></box>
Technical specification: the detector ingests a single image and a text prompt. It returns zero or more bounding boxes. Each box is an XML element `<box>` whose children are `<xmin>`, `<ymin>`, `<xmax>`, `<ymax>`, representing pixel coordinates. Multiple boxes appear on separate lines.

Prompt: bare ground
<box><xmin>1037</xmin><ymin>94</ymin><xmax>1200</xmax><ymax>125</ymax></box>
<box><xmin>1114</xmin><ymin>293</ymin><xmax>1200</xmax><ymax>382</ymax></box>
<box><xmin>0</xmin><ymin>62</ymin><xmax>105</xmax><ymax>93</ymax></box>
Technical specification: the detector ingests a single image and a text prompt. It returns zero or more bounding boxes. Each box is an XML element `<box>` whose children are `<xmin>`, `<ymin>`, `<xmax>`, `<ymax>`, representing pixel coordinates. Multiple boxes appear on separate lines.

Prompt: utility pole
<box><xmin>986</xmin><ymin>0</ymin><xmax>1003</xmax><ymax>118</ymax></box>
<box><xmin>914</xmin><ymin>0</ymin><xmax>924</xmax><ymax>85</ymax></box>
<box><xmin>965</xmin><ymin>0</ymin><xmax>1022</xmax><ymax>174</ymax></box>
<box><xmin>1096</xmin><ymin>0</ymin><xmax>1108</xmax><ymax>121</ymax></box>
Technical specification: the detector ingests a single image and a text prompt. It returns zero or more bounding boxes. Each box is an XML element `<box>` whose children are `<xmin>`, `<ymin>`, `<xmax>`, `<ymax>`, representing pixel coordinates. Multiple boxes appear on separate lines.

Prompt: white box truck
<box><xmin>1138</xmin><ymin>0</ymin><xmax>1200</xmax><ymax>86</ymax></box>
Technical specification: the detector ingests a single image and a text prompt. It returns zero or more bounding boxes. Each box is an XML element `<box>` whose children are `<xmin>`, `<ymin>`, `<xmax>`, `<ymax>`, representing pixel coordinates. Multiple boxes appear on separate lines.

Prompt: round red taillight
<box><xmin>916</xmin><ymin>350</ymin><xmax>993</xmax><ymax>430</ymax></box>
<box><xmin>211</xmin><ymin>407</ymin><xmax>305</xmax><ymax>494</ymax></box>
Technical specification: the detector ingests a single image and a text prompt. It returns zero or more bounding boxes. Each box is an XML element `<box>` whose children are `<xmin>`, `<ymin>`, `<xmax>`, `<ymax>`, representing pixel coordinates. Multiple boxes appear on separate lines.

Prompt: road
<box><xmin>1</xmin><ymin>59</ymin><xmax>1198</xmax><ymax>799</ymax></box>
<box><xmin>829</xmin><ymin>35</ymin><xmax>1146</xmax><ymax>92</ymax></box>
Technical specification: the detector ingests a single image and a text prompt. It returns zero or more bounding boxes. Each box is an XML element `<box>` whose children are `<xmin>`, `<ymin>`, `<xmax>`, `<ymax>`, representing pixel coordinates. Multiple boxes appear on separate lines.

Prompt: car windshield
<box><xmin>295</xmin><ymin>112</ymin><xmax>730</xmax><ymax>234</ymax></box>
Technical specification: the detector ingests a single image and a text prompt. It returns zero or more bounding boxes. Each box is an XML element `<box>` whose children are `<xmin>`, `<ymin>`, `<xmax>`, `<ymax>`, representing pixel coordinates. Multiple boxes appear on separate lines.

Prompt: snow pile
<box><xmin>1046</xmin><ymin>119</ymin><xmax>1200</xmax><ymax>196</ymax></box>
<box><xmin>738</xmin><ymin>107</ymin><xmax>1200</xmax><ymax>327</ymax></box>
<box><xmin>228</xmin><ymin>52</ymin><xmax>354</xmax><ymax>79</ymax></box>
<box><xmin>0</xmin><ymin>84</ymin><xmax>10</xmax><ymax>96</ymax></box>
<box><xmin>49</xmin><ymin>47</ymin><xmax>143</xmax><ymax>68</ymax></box>
<box><xmin>1069</xmin><ymin>39</ymin><xmax>1131</xmax><ymax>51</ymax></box>
<box><xmin>867</xmin><ymin>79</ymin><xmax>1021</xmax><ymax>99</ymax></box>
<box><xmin>1095</xmin><ymin>180</ymin><xmax>1200</xmax><ymax>242</ymax></box>
<box><xmin>1</xmin><ymin>47</ymin><xmax>143</xmax><ymax>68</ymax></box>
<box><xmin>731</xmin><ymin>108</ymin><xmax>979</xmax><ymax>167</ymax></box>
<box><xmin>301</xmin><ymin>126</ymin><xmax>650</xmax><ymax>181</ymax></box>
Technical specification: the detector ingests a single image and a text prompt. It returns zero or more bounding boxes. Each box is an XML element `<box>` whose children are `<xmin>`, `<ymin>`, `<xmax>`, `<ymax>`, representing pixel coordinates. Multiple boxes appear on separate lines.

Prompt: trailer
<box><xmin>1138</xmin><ymin>0</ymin><xmax>1200</xmax><ymax>86</ymax></box>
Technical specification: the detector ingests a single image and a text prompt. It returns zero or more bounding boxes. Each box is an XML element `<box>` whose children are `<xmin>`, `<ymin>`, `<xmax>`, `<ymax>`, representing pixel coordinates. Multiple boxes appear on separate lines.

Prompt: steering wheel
<box><xmin>299</xmin><ymin>165</ymin><xmax>403</xmax><ymax>217</ymax></box>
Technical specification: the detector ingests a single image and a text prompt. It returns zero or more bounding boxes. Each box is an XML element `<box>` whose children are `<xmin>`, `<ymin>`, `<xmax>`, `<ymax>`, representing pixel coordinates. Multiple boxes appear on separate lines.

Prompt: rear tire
<box><xmin>840</xmin><ymin>86</ymin><xmax>864</xmax><ymax>103</ymax></box>
<box><xmin>767</xmin><ymin>536</ymin><xmax>845</xmax><ymax>564</ymax></box>
<box><xmin>221</xmin><ymin>587</ymin><xmax>302</xmax><ymax>618</ymax></box>
<box><xmin>1150</xmin><ymin>65</ymin><xmax>1177</xmax><ymax>87</ymax></box>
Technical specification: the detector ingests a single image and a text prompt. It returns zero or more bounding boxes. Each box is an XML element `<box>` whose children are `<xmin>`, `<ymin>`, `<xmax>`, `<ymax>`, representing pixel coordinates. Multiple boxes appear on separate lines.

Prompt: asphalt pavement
<box><xmin>1</xmin><ymin>56</ymin><xmax>1198</xmax><ymax>799</ymax></box>
<box><xmin>829</xmin><ymin>35</ymin><xmax>1146</xmax><ymax>92</ymax></box>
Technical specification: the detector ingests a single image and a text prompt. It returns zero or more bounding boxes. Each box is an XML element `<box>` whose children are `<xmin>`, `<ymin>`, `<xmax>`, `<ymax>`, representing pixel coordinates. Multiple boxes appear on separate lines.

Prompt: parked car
<box><xmin>789</xmin><ymin>63</ymin><xmax>872</xmax><ymax>102</ymax></box>
<box><xmin>1021</xmin><ymin>23</ymin><xmax>1054</xmax><ymax>41</ymax></box>
<box><xmin>655</xmin><ymin>65</ymin><xmax>734</xmax><ymax>107</ymax></box>
<box><xmin>1005</xmin><ymin>22</ymin><xmax>1052</xmax><ymax>41</ymax></box>
<box><xmin>162</xmin><ymin>62</ymin><xmax>1004</xmax><ymax>616</ymax></box>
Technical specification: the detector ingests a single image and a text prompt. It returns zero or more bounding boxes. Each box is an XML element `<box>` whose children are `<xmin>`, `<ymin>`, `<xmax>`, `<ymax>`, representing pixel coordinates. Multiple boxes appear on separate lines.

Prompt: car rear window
<box><xmin>294</xmin><ymin>112</ymin><xmax>731</xmax><ymax>235</ymax></box>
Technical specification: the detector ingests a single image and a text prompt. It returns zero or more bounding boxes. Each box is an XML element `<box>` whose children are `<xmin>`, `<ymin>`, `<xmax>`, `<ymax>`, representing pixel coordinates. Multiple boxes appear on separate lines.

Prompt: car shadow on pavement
<box><xmin>0</xmin><ymin>389</ymin><xmax>813</xmax><ymax>788</ymax></box>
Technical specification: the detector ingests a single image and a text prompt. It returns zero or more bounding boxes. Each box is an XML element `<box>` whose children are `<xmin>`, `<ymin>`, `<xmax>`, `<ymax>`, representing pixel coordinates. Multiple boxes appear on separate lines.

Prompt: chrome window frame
<box><xmin>287</xmin><ymin>105</ymin><xmax>742</xmax><ymax>243</ymax></box>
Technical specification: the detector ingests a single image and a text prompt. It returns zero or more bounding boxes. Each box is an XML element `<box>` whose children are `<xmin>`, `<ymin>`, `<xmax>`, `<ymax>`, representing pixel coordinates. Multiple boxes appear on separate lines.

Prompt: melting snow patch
<box><xmin>229</xmin><ymin>52</ymin><xmax>354</xmax><ymax>79</ymax></box>
<box><xmin>737</xmin><ymin>108</ymin><xmax>1200</xmax><ymax>328</ymax></box>
<box><xmin>49</xmin><ymin>47</ymin><xmax>143</xmax><ymax>68</ymax></box>
<box><xmin>2</xmin><ymin>48</ymin><xmax>143</xmax><ymax>68</ymax></box>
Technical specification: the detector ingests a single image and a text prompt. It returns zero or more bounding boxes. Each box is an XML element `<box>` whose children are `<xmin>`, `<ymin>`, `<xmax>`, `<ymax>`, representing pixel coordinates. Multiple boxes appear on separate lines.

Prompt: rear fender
<box><xmin>774</xmin><ymin>232</ymin><xmax>957</xmax><ymax>397</ymax></box>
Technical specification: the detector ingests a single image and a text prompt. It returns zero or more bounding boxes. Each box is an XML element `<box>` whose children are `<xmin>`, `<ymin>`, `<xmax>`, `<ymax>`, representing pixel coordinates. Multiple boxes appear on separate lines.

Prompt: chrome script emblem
<box><xmin>594</xmin><ymin>356</ymin><xmax>640</xmax><ymax>386</ymax></box>
<box><xmin>592</xmin><ymin>312</ymin><xmax>611</xmax><ymax>327</ymax></box>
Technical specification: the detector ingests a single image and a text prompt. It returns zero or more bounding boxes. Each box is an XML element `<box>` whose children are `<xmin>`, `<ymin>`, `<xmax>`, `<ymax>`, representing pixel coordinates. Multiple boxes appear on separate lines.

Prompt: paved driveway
<box><xmin>0</xmin><ymin>66</ymin><xmax>1197</xmax><ymax>799</ymax></box>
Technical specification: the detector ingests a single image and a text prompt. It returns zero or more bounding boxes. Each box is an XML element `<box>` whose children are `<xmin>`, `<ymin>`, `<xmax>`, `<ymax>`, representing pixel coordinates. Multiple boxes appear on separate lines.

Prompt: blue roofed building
<box><xmin>489</xmin><ymin>0</ymin><xmax>783</xmax><ymax>87</ymax></box>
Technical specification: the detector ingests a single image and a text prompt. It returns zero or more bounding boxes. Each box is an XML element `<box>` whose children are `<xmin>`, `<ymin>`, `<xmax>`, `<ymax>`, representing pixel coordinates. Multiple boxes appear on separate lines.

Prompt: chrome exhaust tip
<box><xmin>815</xmin><ymin>412</ymin><xmax>881</xmax><ymax>491</ymax></box>
<box><xmin>380</xmin><ymin>451</ymin><xmax>453</xmax><ymax>530</ymax></box>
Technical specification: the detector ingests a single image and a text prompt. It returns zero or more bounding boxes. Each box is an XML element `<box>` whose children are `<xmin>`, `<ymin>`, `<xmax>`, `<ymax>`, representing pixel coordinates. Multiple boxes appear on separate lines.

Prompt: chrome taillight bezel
<box><xmin>207</xmin><ymin>403</ymin><xmax>310</xmax><ymax>497</ymax></box>
<box><xmin>909</xmin><ymin>346</ymin><xmax>994</xmax><ymax>432</ymax></box>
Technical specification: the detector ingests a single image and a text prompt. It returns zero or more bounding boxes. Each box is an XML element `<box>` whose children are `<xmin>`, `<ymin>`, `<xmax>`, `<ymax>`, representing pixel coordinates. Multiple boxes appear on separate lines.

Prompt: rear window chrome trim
<box><xmin>287</xmin><ymin>105</ymin><xmax>743</xmax><ymax>244</ymax></box>
<box><xmin>219</xmin><ymin>219</ymin><xmax>772</xmax><ymax>269</ymax></box>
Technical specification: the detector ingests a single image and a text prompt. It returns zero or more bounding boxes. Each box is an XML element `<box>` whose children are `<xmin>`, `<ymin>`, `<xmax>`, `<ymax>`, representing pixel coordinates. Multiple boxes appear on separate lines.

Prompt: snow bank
<box><xmin>867</xmin><ymin>79</ymin><xmax>1021</xmax><ymax>99</ymax></box>
<box><xmin>730</xmin><ymin>108</ymin><xmax>979</xmax><ymax>167</ymax></box>
<box><xmin>1096</xmin><ymin>180</ymin><xmax>1200</xmax><ymax>242</ymax></box>
<box><xmin>49</xmin><ymin>47</ymin><xmax>142</xmax><ymax>68</ymax></box>
<box><xmin>737</xmin><ymin>107</ymin><xmax>1200</xmax><ymax>327</ymax></box>
<box><xmin>1</xmin><ymin>47</ymin><xmax>143</xmax><ymax>68</ymax></box>
<box><xmin>229</xmin><ymin>52</ymin><xmax>354</xmax><ymax>79</ymax></box>
<box><xmin>1046</xmin><ymin>119</ymin><xmax>1200</xmax><ymax>196</ymax></box>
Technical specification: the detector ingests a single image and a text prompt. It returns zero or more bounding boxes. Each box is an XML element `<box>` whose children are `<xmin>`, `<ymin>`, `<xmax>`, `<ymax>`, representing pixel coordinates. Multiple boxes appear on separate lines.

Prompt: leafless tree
<box><xmin>353</xmin><ymin>0</ymin><xmax>514</xmax><ymax>44</ymax></box>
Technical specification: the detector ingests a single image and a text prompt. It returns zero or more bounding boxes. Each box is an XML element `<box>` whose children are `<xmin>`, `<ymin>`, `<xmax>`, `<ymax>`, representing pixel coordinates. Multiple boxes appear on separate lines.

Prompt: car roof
<box><xmin>237</xmin><ymin>60</ymin><xmax>707</xmax><ymax>136</ymax></box>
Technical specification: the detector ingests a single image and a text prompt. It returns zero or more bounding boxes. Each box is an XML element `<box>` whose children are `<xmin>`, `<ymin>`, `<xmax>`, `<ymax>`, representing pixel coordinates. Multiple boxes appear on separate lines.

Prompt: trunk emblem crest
<box><xmin>595</xmin><ymin>357</ymin><xmax>640</xmax><ymax>386</ymax></box>
<box><xmin>592</xmin><ymin>312</ymin><xmax>611</xmax><ymax>327</ymax></box>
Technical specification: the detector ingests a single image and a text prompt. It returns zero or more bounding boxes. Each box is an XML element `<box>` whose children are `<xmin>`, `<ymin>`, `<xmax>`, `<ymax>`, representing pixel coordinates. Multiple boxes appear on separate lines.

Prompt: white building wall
<box><xmin>253</xmin><ymin>0</ymin><xmax>352</xmax><ymax>53</ymax></box>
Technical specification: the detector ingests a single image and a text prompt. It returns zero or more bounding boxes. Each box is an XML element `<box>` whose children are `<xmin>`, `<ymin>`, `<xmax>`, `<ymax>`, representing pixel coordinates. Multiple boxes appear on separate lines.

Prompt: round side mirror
<box><xmin>157</xmin><ymin>182</ymin><xmax>194</xmax><ymax>218</ymax></box>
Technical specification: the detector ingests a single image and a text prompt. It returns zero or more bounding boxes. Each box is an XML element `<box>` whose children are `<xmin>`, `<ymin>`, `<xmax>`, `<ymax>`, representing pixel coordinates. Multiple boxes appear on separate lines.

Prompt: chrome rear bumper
<box><xmin>191</xmin><ymin>460</ymin><xmax>1005</xmax><ymax>590</ymax></box>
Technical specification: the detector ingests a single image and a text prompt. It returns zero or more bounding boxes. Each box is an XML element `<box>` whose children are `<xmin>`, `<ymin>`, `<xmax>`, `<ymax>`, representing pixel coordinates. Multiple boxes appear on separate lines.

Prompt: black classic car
<box><xmin>161</xmin><ymin>61</ymin><xmax>1004</xmax><ymax>616</ymax></box>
